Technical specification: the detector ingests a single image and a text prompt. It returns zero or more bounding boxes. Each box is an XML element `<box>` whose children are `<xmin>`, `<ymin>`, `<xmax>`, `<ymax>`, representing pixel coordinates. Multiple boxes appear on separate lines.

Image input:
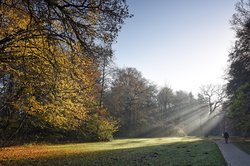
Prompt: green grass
<box><xmin>0</xmin><ymin>137</ymin><xmax>226</xmax><ymax>166</ymax></box>
<box><xmin>233</xmin><ymin>139</ymin><xmax>250</xmax><ymax>154</ymax></box>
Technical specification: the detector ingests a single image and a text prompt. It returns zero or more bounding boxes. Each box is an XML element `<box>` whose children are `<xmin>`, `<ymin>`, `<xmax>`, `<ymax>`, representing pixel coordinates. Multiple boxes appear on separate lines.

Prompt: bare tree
<box><xmin>199</xmin><ymin>84</ymin><xmax>226</xmax><ymax>115</ymax></box>
<box><xmin>96</xmin><ymin>45</ymin><xmax>113</xmax><ymax>108</ymax></box>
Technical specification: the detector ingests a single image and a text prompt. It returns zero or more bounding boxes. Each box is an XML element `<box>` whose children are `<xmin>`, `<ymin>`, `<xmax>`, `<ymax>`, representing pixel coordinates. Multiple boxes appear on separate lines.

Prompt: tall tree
<box><xmin>0</xmin><ymin>0</ymin><xmax>131</xmax><ymax>144</ymax></box>
<box><xmin>96</xmin><ymin>45</ymin><xmax>113</xmax><ymax>108</ymax></box>
<box><xmin>104</xmin><ymin>67</ymin><xmax>157</xmax><ymax>136</ymax></box>
<box><xmin>0</xmin><ymin>40</ymin><xmax>100</xmax><ymax>144</ymax></box>
<box><xmin>227</xmin><ymin>0</ymin><xmax>250</xmax><ymax>134</ymax></box>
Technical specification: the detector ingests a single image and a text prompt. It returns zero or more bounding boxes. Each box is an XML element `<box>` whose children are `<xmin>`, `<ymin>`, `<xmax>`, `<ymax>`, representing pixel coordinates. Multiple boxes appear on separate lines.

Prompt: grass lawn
<box><xmin>0</xmin><ymin>137</ymin><xmax>226</xmax><ymax>166</ymax></box>
<box><xmin>232</xmin><ymin>138</ymin><xmax>250</xmax><ymax>154</ymax></box>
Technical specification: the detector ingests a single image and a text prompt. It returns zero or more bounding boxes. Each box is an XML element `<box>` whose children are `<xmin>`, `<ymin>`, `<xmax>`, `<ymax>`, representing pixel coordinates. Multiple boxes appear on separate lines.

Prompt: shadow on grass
<box><xmin>0</xmin><ymin>139</ymin><xmax>227</xmax><ymax>166</ymax></box>
<box><xmin>231</xmin><ymin>137</ymin><xmax>250</xmax><ymax>155</ymax></box>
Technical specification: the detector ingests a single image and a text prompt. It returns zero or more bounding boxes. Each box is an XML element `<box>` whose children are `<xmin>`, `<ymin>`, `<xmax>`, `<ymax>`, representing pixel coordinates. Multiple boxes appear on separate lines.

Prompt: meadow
<box><xmin>0</xmin><ymin>137</ymin><xmax>226</xmax><ymax>166</ymax></box>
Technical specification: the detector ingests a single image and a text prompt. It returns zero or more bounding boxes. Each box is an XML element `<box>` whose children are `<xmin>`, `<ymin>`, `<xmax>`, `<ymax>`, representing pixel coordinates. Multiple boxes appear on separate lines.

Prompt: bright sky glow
<box><xmin>113</xmin><ymin>0</ymin><xmax>237</xmax><ymax>95</ymax></box>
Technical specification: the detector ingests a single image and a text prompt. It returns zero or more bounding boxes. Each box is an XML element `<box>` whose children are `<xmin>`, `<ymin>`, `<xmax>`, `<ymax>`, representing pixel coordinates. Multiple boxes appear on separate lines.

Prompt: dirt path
<box><xmin>215</xmin><ymin>139</ymin><xmax>250</xmax><ymax>166</ymax></box>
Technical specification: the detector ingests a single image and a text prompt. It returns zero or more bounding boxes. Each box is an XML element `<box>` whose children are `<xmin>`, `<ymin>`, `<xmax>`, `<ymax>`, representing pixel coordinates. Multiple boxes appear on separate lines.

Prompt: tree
<box><xmin>157</xmin><ymin>86</ymin><xmax>174</xmax><ymax>113</ymax></box>
<box><xmin>0</xmin><ymin>41</ymin><xmax>101</xmax><ymax>145</ymax></box>
<box><xmin>228</xmin><ymin>0</ymin><xmax>250</xmax><ymax>96</ymax></box>
<box><xmin>0</xmin><ymin>0</ymin><xmax>131</xmax><ymax>145</ymax></box>
<box><xmin>230</xmin><ymin>83</ymin><xmax>250</xmax><ymax>134</ymax></box>
<box><xmin>0</xmin><ymin>0</ymin><xmax>131</xmax><ymax>56</ymax></box>
<box><xmin>227</xmin><ymin>0</ymin><xmax>250</xmax><ymax>134</ymax></box>
<box><xmin>96</xmin><ymin>45</ymin><xmax>114</xmax><ymax>108</ymax></box>
<box><xmin>104</xmin><ymin>67</ymin><xmax>157</xmax><ymax>136</ymax></box>
<box><xmin>199</xmin><ymin>84</ymin><xmax>226</xmax><ymax>115</ymax></box>
<box><xmin>173</xmin><ymin>90</ymin><xmax>193</xmax><ymax>107</ymax></box>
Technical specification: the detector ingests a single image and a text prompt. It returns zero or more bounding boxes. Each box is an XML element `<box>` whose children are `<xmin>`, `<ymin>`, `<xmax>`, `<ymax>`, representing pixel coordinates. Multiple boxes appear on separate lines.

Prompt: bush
<box><xmin>85</xmin><ymin>114</ymin><xmax>118</xmax><ymax>141</ymax></box>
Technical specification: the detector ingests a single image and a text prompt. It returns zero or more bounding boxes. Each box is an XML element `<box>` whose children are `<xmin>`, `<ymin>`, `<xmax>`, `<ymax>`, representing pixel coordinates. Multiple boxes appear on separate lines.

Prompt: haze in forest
<box><xmin>1</xmin><ymin>0</ymin><xmax>249</xmax><ymax>148</ymax></box>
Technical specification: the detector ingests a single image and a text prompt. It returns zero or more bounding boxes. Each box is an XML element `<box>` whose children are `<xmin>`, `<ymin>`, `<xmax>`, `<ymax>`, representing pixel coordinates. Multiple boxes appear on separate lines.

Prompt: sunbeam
<box><xmin>140</xmin><ymin>103</ymin><xmax>225</xmax><ymax>137</ymax></box>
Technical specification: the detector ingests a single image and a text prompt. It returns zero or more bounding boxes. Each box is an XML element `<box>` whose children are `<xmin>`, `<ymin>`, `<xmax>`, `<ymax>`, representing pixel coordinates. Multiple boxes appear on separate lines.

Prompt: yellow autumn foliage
<box><xmin>0</xmin><ymin>0</ymin><xmax>130</xmax><ymax>143</ymax></box>
<box><xmin>1</xmin><ymin>11</ymin><xmax>100</xmax><ymax>131</ymax></box>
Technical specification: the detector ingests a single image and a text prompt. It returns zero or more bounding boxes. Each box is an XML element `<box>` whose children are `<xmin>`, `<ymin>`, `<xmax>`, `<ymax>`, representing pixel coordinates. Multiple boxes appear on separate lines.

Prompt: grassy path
<box><xmin>0</xmin><ymin>137</ymin><xmax>226</xmax><ymax>166</ymax></box>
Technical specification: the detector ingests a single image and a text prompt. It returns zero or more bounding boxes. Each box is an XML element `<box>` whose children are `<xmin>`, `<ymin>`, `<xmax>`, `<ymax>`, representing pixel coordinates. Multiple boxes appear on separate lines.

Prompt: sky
<box><xmin>113</xmin><ymin>0</ymin><xmax>238</xmax><ymax>95</ymax></box>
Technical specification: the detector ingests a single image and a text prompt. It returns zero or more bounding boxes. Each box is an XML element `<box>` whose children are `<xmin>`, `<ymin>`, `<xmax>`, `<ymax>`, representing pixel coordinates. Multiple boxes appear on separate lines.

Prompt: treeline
<box><xmin>103</xmin><ymin>67</ymin><xmax>205</xmax><ymax>137</ymax></box>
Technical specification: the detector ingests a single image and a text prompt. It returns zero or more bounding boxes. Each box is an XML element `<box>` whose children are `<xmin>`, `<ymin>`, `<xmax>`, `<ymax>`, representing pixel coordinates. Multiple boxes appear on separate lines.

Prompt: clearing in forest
<box><xmin>0</xmin><ymin>137</ymin><xmax>226</xmax><ymax>166</ymax></box>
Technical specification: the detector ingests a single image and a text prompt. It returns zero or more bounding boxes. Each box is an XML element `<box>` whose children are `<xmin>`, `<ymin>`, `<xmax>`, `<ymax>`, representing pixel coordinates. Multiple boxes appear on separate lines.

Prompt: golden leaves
<box><xmin>0</xmin><ymin>3</ymin><xmax>30</xmax><ymax>37</ymax></box>
<box><xmin>0</xmin><ymin>1</ymin><xmax>107</xmax><ymax>136</ymax></box>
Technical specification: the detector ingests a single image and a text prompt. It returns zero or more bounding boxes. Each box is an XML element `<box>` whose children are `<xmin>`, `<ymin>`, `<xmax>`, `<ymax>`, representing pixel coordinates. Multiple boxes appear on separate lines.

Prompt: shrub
<box><xmin>85</xmin><ymin>114</ymin><xmax>118</xmax><ymax>141</ymax></box>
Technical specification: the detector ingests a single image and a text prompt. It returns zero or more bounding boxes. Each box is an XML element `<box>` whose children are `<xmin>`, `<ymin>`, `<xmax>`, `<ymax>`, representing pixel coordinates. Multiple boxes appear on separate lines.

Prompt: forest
<box><xmin>0</xmin><ymin>0</ymin><xmax>249</xmax><ymax>148</ymax></box>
